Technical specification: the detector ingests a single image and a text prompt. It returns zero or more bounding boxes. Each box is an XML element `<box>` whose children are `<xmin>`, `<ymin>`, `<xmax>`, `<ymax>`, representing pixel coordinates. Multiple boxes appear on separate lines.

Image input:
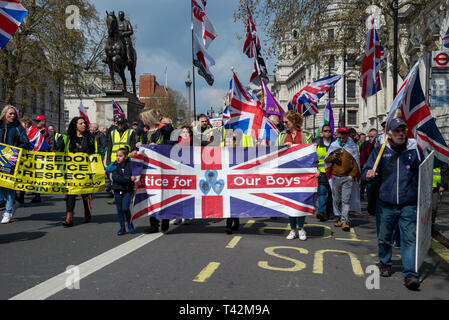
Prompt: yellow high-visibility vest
<box><xmin>110</xmin><ymin>129</ymin><xmax>134</xmax><ymax>162</ymax></box>
<box><xmin>433</xmin><ymin>168</ymin><xmax>441</xmax><ymax>188</ymax></box>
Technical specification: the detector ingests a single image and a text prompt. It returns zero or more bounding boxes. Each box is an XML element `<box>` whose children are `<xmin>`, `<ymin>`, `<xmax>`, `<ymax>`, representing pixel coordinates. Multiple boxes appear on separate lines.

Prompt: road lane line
<box><xmin>193</xmin><ymin>262</ymin><xmax>221</xmax><ymax>283</ymax></box>
<box><xmin>243</xmin><ymin>220</ymin><xmax>255</xmax><ymax>228</ymax></box>
<box><xmin>10</xmin><ymin>224</ymin><xmax>178</xmax><ymax>300</ymax></box>
<box><xmin>431</xmin><ymin>238</ymin><xmax>449</xmax><ymax>264</ymax></box>
<box><xmin>226</xmin><ymin>236</ymin><xmax>242</xmax><ymax>249</ymax></box>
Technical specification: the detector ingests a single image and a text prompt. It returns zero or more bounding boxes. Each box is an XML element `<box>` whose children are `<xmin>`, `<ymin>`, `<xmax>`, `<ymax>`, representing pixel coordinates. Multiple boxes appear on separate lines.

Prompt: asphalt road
<box><xmin>1</xmin><ymin>192</ymin><xmax>449</xmax><ymax>300</ymax></box>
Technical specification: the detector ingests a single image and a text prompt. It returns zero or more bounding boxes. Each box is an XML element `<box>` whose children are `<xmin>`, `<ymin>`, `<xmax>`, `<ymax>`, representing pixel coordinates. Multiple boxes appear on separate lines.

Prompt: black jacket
<box><xmin>0</xmin><ymin>121</ymin><xmax>31</xmax><ymax>149</ymax></box>
<box><xmin>108</xmin><ymin>159</ymin><xmax>134</xmax><ymax>193</ymax></box>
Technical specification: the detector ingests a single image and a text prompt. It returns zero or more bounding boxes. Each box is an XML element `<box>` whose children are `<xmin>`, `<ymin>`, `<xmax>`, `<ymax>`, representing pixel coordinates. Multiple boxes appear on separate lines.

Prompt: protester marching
<box><xmin>2</xmin><ymin>1</ymin><xmax>449</xmax><ymax>301</ymax></box>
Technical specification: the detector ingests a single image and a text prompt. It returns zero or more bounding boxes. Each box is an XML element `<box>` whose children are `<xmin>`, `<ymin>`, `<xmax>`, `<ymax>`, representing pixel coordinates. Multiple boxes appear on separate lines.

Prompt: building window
<box><xmin>348</xmin><ymin>110</ymin><xmax>357</xmax><ymax>125</ymax></box>
<box><xmin>293</xmin><ymin>30</ymin><xmax>298</xmax><ymax>39</ymax></box>
<box><xmin>328</xmin><ymin>29</ymin><xmax>334</xmax><ymax>40</ymax></box>
<box><xmin>329</xmin><ymin>87</ymin><xmax>335</xmax><ymax>99</ymax></box>
<box><xmin>64</xmin><ymin>110</ymin><xmax>70</xmax><ymax>123</ymax></box>
<box><xmin>347</xmin><ymin>80</ymin><xmax>356</xmax><ymax>98</ymax></box>
<box><xmin>347</xmin><ymin>58</ymin><xmax>356</xmax><ymax>69</ymax></box>
<box><xmin>329</xmin><ymin>55</ymin><xmax>335</xmax><ymax>70</ymax></box>
<box><xmin>292</xmin><ymin>46</ymin><xmax>297</xmax><ymax>56</ymax></box>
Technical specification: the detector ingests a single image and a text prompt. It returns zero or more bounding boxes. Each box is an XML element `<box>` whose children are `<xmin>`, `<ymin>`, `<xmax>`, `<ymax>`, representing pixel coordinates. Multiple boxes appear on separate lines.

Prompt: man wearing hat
<box><xmin>29</xmin><ymin>115</ymin><xmax>56</xmax><ymax>203</ymax></box>
<box><xmin>363</xmin><ymin>118</ymin><xmax>424</xmax><ymax>290</ymax></box>
<box><xmin>325</xmin><ymin>126</ymin><xmax>361</xmax><ymax>231</ymax></box>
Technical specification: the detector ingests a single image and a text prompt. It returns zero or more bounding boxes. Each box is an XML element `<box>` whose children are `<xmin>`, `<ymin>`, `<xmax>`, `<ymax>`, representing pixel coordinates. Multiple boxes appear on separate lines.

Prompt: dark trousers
<box><xmin>366</xmin><ymin>182</ymin><xmax>378</xmax><ymax>216</ymax></box>
<box><xmin>226</xmin><ymin>218</ymin><xmax>239</xmax><ymax>229</ymax></box>
<box><xmin>66</xmin><ymin>194</ymin><xmax>91</xmax><ymax>214</ymax></box>
<box><xmin>114</xmin><ymin>191</ymin><xmax>132</xmax><ymax>228</ymax></box>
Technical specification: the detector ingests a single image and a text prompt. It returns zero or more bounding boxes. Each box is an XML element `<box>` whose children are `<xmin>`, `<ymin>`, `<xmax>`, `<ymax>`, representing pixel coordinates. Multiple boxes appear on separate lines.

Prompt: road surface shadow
<box><xmin>0</xmin><ymin>231</ymin><xmax>46</xmax><ymax>244</ymax></box>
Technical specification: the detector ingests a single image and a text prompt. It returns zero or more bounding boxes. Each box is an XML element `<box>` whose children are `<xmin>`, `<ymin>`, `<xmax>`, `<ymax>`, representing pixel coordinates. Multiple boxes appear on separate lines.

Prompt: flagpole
<box><xmin>190</xmin><ymin>0</ymin><xmax>197</xmax><ymax>121</ymax></box>
<box><xmin>375</xmin><ymin>91</ymin><xmax>379</xmax><ymax>132</ymax></box>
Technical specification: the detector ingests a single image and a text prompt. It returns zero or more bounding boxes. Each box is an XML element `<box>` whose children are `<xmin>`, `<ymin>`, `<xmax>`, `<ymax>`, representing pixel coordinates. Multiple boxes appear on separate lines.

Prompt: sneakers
<box><xmin>298</xmin><ymin>228</ymin><xmax>307</xmax><ymax>241</ymax></box>
<box><xmin>286</xmin><ymin>229</ymin><xmax>298</xmax><ymax>240</ymax></box>
<box><xmin>127</xmin><ymin>223</ymin><xmax>135</xmax><ymax>233</ymax></box>
<box><xmin>182</xmin><ymin>219</ymin><xmax>192</xmax><ymax>225</ymax></box>
<box><xmin>404</xmin><ymin>274</ymin><xmax>420</xmax><ymax>290</ymax></box>
<box><xmin>1</xmin><ymin>212</ymin><xmax>12</xmax><ymax>224</ymax></box>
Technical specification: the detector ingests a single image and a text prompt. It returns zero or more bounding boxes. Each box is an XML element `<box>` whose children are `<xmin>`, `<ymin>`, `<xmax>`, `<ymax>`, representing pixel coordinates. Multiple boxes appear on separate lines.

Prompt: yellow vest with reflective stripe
<box><xmin>317</xmin><ymin>145</ymin><xmax>327</xmax><ymax>173</ymax></box>
<box><xmin>110</xmin><ymin>129</ymin><xmax>134</xmax><ymax>162</ymax></box>
<box><xmin>64</xmin><ymin>138</ymin><xmax>98</xmax><ymax>153</ymax></box>
<box><xmin>433</xmin><ymin>168</ymin><xmax>441</xmax><ymax>188</ymax></box>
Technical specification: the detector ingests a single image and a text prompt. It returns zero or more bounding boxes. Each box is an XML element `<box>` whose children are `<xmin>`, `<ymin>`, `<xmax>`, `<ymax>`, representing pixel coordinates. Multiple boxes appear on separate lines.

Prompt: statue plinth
<box><xmin>94</xmin><ymin>91</ymin><xmax>145</xmax><ymax>129</ymax></box>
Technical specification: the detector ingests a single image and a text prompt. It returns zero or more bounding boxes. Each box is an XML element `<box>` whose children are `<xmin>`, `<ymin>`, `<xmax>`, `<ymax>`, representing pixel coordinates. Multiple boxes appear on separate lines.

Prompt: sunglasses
<box><xmin>322</xmin><ymin>130</ymin><xmax>331</xmax><ymax>133</ymax></box>
<box><xmin>282</xmin><ymin>121</ymin><xmax>288</xmax><ymax>124</ymax></box>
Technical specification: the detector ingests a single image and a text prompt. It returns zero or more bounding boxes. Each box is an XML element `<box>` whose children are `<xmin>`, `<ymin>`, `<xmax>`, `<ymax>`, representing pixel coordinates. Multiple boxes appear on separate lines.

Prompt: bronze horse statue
<box><xmin>105</xmin><ymin>11</ymin><xmax>137</xmax><ymax>96</ymax></box>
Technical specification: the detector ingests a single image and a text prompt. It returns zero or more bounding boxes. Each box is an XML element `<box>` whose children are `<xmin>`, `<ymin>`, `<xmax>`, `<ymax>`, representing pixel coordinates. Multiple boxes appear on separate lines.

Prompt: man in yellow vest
<box><xmin>106</xmin><ymin>117</ymin><xmax>137</xmax><ymax>204</ymax></box>
<box><xmin>432</xmin><ymin>163</ymin><xmax>448</xmax><ymax>227</ymax></box>
<box><xmin>314</xmin><ymin>124</ymin><xmax>335</xmax><ymax>222</ymax></box>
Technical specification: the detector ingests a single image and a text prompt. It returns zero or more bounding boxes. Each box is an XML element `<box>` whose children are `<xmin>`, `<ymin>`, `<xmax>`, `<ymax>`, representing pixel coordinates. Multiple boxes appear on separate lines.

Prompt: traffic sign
<box><xmin>432</xmin><ymin>51</ymin><xmax>449</xmax><ymax>69</ymax></box>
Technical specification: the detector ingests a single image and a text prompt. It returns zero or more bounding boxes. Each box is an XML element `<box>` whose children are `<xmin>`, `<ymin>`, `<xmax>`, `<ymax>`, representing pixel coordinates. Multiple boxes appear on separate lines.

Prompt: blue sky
<box><xmin>94</xmin><ymin>0</ymin><xmax>275</xmax><ymax>116</ymax></box>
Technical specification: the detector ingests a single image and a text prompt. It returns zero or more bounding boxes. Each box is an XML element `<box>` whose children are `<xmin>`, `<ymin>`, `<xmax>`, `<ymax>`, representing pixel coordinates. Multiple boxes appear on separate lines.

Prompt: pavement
<box><xmin>1</xmin><ymin>192</ymin><xmax>449</xmax><ymax>300</ymax></box>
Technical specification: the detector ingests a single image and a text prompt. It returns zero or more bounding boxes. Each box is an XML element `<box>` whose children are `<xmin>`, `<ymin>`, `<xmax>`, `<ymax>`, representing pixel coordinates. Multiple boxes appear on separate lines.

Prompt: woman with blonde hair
<box><xmin>138</xmin><ymin>108</ymin><xmax>174</xmax><ymax>233</ymax></box>
<box><xmin>0</xmin><ymin>105</ymin><xmax>30</xmax><ymax>224</ymax></box>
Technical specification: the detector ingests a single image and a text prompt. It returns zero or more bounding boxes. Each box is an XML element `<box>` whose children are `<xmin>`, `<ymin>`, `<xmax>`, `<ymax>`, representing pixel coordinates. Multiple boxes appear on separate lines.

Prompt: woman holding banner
<box><xmin>138</xmin><ymin>108</ymin><xmax>174</xmax><ymax>233</ymax></box>
<box><xmin>60</xmin><ymin>117</ymin><xmax>97</xmax><ymax>227</ymax></box>
<box><xmin>0</xmin><ymin>105</ymin><xmax>31</xmax><ymax>224</ymax></box>
<box><xmin>277</xmin><ymin>110</ymin><xmax>309</xmax><ymax>241</ymax></box>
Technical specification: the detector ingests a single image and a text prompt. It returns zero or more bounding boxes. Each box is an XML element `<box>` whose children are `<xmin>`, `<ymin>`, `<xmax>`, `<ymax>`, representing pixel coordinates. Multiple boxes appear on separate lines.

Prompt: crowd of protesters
<box><xmin>0</xmin><ymin>103</ymin><xmax>448</xmax><ymax>291</ymax></box>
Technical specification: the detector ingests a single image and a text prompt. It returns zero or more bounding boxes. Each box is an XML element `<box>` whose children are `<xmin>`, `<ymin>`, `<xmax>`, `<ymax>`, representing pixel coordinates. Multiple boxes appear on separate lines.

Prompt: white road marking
<box><xmin>10</xmin><ymin>222</ymin><xmax>178</xmax><ymax>300</ymax></box>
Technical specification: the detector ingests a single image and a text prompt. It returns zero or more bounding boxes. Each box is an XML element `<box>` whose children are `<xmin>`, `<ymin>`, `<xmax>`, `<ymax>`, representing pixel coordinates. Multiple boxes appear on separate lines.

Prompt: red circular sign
<box><xmin>434</xmin><ymin>52</ymin><xmax>449</xmax><ymax>66</ymax></box>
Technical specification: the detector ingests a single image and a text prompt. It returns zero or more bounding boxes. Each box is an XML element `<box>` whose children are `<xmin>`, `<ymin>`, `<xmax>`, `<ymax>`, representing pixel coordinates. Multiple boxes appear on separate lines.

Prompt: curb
<box><xmin>433</xmin><ymin>229</ymin><xmax>449</xmax><ymax>250</ymax></box>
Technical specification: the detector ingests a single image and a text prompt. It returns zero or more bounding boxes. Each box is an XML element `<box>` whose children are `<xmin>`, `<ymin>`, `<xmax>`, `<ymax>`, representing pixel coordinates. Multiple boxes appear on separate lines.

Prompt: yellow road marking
<box><xmin>431</xmin><ymin>238</ymin><xmax>449</xmax><ymax>264</ymax></box>
<box><xmin>336</xmin><ymin>228</ymin><xmax>370</xmax><ymax>242</ymax></box>
<box><xmin>193</xmin><ymin>262</ymin><xmax>221</xmax><ymax>283</ymax></box>
<box><xmin>243</xmin><ymin>220</ymin><xmax>256</xmax><ymax>228</ymax></box>
<box><xmin>313</xmin><ymin>249</ymin><xmax>364</xmax><ymax>277</ymax></box>
<box><xmin>258</xmin><ymin>246</ymin><xmax>308</xmax><ymax>272</ymax></box>
<box><xmin>226</xmin><ymin>236</ymin><xmax>242</xmax><ymax>249</ymax></box>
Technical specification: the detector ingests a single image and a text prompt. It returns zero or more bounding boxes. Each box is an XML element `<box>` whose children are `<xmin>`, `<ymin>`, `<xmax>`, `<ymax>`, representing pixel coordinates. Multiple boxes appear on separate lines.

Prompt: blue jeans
<box><xmin>317</xmin><ymin>183</ymin><xmax>333</xmax><ymax>215</ymax></box>
<box><xmin>377</xmin><ymin>200</ymin><xmax>419</xmax><ymax>278</ymax></box>
<box><xmin>0</xmin><ymin>188</ymin><xmax>15</xmax><ymax>214</ymax></box>
<box><xmin>114</xmin><ymin>191</ymin><xmax>132</xmax><ymax>229</ymax></box>
<box><xmin>289</xmin><ymin>216</ymin><xmax>306</xmax><ymax>230</ymax></box>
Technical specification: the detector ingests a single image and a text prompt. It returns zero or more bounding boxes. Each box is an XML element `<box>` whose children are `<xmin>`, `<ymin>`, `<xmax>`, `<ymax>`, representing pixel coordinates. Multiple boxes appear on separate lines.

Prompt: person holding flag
<box><xmin>363</xmin><ymin>118</ymin><xmax>423</xmax><ymax>290</ymax></box>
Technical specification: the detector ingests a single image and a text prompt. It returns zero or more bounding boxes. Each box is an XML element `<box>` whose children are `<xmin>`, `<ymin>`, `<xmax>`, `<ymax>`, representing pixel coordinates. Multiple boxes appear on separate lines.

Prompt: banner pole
<box><xmin>372</xmin><ymin>109</ymin><xmax>400</xmax><ymax>172</ymax></box>
<box><xmin>190</xmin><ymin>1</ymin><xmax>197</xmax><ymax>121</ymax></box>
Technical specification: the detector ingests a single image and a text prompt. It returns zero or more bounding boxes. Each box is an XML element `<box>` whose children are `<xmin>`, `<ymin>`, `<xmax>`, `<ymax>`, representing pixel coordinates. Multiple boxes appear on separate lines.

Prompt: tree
<box><xmin>0</xmin><ymin>0</ymin><xmax>104</xmax><ymax>107</ymax></box>
<box><xmin>235</xmin><ymin>0</ymin><xmax>446</xmax><ymax>79</ymax></box>
<box><xmin>142</xmin><ymin>88</ymin><xmax>188</xmax><ymax>127</ymax></box>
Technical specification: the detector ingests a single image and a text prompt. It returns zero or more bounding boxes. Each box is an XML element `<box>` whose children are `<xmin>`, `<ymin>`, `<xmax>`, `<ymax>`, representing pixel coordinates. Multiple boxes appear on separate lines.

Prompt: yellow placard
<box><xmin>0</xmin><ymin>143</ymin><xmax>105</xmax><ymax>194</ymax></box>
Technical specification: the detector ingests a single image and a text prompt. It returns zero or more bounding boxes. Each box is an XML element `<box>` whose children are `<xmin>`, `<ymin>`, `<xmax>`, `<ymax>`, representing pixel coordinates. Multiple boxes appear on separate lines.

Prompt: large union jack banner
<box><xmin>131</xmin><ymin>145</ymin><xmax>318</xmax><ymax>221</ymax></box>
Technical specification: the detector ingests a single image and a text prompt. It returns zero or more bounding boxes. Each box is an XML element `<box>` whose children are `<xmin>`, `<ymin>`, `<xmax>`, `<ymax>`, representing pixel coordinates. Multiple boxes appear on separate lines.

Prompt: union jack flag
<box><xmin>0</xmin><ymin>0</ymin><xmax>28</xmax><ymax>50</ymax></box>
<box><xmin>361</xmin><ymin>19</ymin><xmax>385</xmax><ymax>99</ymax></box>
<box><xmin>386</xmin><ymin>60</ymin><xmax>449</xmax><ymax>163</ymax></box>
<box><xmin>78</xmin><ymin>101</ymin><xmax>90</xmax><ymax>126</ymax></box>
<box><xmin>112</xmin><ymin>99</ymin><xmax>126</xmax><ymax>119</ymax></box>
<box><xmin>443</xmin><ymin>25</ymin><xmax>449</xmax><ymax>48</ymax></box>
<box><xmin>131</xmin><ymin>144</ymin><xmax>318</xmax><ymax>221</ymax></box>
<box><xmin>243</xmin><ymin>3</ymin><xmax>260</xmax><ymax>59</ymax></box>
<box><xmin>224</xmin><ymin>71</ymin><xmax>279</xmax><ymax>142</ymax></box>
<box><xmin>27</xmin><ymin>126</ymin><xmax>50</xmax><ymax>152</ymax></box>
<box><xmin>288</xmin><ymin>74</ymin><xmax>342</xmax><ymax>117</ymax></box>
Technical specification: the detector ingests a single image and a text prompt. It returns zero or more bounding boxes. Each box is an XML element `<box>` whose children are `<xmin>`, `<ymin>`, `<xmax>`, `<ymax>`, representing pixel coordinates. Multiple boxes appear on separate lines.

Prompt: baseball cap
<box><xmin>337</xmin><ymin>126</ymin><xmax>349</xmax><ymax>134</ymax></box>
<box><xmin>116</xmin><ymin>117</ymin><xmax>125</xmax><ymax>124</ymax></box>
<box><xmin>388</xmin><ymin>118</ymin><xmax>407</xmax><ymax>131</ymax></box>
<box><xmin>34</xmin><ymin>115</ymin><xmax>46</xmax><ymax>121</ymax></box>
